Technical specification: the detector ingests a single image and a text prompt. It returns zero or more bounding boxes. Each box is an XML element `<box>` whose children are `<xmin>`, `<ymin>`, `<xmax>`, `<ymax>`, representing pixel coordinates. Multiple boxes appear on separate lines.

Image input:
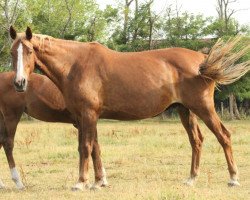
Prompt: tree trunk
<box><xmin>148</xmin><ymin>18</ymin><xmax>153</xmax><ymax>49</ymax></box>
<box><xmin>229</xmin><ymin>93</ymin><xmax>240</xmax><ymax>120</ymax></box>
<box><xmin>122</xmin><ymin>0</ymin><xmax>134</xmax><ymax>44</ymax></box>
<box><xmin>216</xmin><ymin>0</ymin><xmax>238</xmax><ymax>36</ymax></box>
<box><xmin>61</xmin><ymin>0</ymin><xmax>73</xmax><ymax>38</ymax></box>
<box><xmin>221</xmin><ymin>102</ymin><xmax>224</xmax><ymax>118</ymax></box>
<box><xmin>132</xmin><ymin>0</ymin><xmax>138</xmax><ymax>42</ymax></box>
<box><xmin>148</xmin><ymin>0</ymin><xmax>154</xmax><ymax>50</ymax></box>
<box><xmin>242</xmin><ymin>99</ymin><xmax>250</xmax><ymax>115</ymax></box>
<box><xmin>229</xmin><ymin>93</ymin><xmax>234</xmax><ymax>120</ymax></box>
<box><xmin>232</xmin><ymin>95</ymin><xmax>241</xmax><ymax>120</ymax></box>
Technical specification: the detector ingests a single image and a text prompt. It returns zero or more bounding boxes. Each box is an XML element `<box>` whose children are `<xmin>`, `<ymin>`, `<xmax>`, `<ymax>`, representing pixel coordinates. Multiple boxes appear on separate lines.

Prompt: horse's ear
<box><xmin>26</xmin><ymin>26</ymin><xmax>32</xmax><ymax>40</ymax></box>
<box><xmin>9</xmin><ymin>25</ymin><xmax>17</xmax><ymax>40</ymax></box>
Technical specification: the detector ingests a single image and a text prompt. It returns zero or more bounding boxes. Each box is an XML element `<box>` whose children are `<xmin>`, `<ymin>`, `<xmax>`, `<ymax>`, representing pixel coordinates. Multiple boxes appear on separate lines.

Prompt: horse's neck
<box><xmin>33</xmin><ymin>37</ymin><xmax>82</xmax><ymax>92</ymax></box>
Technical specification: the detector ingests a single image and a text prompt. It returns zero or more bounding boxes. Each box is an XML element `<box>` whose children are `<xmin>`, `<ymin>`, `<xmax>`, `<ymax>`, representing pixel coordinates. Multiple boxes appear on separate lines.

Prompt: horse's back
<box><xmin>138</xmin><ymin>47</ymin><xmax>206</xmax><ymax>76</ymax></box>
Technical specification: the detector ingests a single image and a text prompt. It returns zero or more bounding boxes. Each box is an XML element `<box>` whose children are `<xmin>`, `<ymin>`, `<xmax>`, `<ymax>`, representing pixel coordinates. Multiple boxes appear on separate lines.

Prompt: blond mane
<box><xmin>33</xmin><ymin>34</ymin><xmax>54</xmax><ymax>52</ymax></box>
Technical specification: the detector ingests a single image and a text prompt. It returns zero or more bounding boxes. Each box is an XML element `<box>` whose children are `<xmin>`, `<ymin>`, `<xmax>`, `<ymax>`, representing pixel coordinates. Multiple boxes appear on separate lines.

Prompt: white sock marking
<box><xmin>10</xmin><ymin>167</ymin><xmax>24</xmax><ymax>189</ymax></box>
<box><xmin>0</xmin><ymin>178</ymin><xmax>5</xmax><ymax>189</ymax></box>
<box><xmin>102</xmin><ymin>167</ymin><xmax>108</xmax><ymax>185</ymax></box>
<box><xmin>90</xmin><ymin>167</ymin><xmax>108</xmax><ymax>190</ymax></box>
<box><xmin>183</xmin><ymin>177</ymin><xmax>196</xmax><ymax>186</ymax></box>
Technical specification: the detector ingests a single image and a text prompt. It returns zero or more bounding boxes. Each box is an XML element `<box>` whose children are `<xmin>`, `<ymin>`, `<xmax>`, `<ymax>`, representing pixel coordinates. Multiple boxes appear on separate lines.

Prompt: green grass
<box><xmin>0</xmin><ymin>119</ymin><xmax>249</xmax><ymax>200</ymax></box>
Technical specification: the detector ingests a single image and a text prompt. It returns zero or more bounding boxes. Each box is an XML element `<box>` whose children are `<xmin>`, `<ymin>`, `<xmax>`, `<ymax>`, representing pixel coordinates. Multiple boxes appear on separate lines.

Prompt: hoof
<box><xmin>228</xmin><ymin>179</ymin><xmax>240</xmax><ymax>187</ymax></box>
<box><xmin>90</xmin><ymin>167</ymin><xmax>109</xmax><ymax>190</ymax></box>
<box><xmin>0</xmin><ymin>179</ymin><xmax>5</xmax><ymax>189</ymax></box>
<box><xmin>183</xmin><ymin>177</ymin><xmax>195</xmax><ymax>186</ymax></box>
<box><xmin>90</xmin><ymin>179</ymin><xmax>109</xmax><ymax>191</ymax></box>
<box><xmin>0</xmin><ymin>185</ymin><xmax>5</xmax><ymax>189</ymax></box>
<box><xmin>16</xmin><ymin>184</ymin><xmax>25</xmax><ymax>190</ymax></box>
<box><xmin>15</xmin><ymin>181</ymin><xmax>25</xmax><ymax>190</ymax></box>
<box><xmin>90</xmin><ymin>184</ymin><xmax>102</xmax><ymax>191</ymax></box>
<box><xmin>71</xmin><ymin>182</ymin><xmax>90</xmax><ymax>191</ymax></box>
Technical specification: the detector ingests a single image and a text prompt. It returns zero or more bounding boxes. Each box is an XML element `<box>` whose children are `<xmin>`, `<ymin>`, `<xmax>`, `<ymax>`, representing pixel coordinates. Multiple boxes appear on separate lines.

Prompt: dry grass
<box><xmin>0</xmin><ymin>119</ymin><xmax>249</xmax><ymax>200</ymax></box>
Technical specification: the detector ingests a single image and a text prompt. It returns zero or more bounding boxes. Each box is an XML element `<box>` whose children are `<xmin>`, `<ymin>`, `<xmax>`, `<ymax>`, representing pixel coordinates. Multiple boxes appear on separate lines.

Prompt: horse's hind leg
<box><xmin>3</xmin><ymin>113</ymin><xmax>25</xmax><ymax>190</ymax></box>
<box><xmin>177</xmin><ymin>105</ymin><xmax>204</xmax><ymax>186</ymax></box>
<box><xmin>192</xmin><ymin>106</ymin><xmax>239</xmax><ymax>186</ymax></box>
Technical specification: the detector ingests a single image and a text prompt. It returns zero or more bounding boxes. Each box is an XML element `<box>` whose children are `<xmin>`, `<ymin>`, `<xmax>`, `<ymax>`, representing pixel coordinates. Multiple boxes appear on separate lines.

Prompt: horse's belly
<box><xmin>101</xmin><ymin>89</ymin><xmax>174</xmax><ymax>120</ymax></box>
<box><xmin>100</xmin><ymin>110</ymin><xmax>145</xmax><ymax>120</ymax></box>
<box><xmin>101</xmin><ymin>59</ymin><xmax>178</xmax><ymax>120</ymax></box>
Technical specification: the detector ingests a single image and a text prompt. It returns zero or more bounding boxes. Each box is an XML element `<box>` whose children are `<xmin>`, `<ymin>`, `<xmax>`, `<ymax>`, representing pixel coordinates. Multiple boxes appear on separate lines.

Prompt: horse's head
<box><xmin>9</xmin><ymin>26</ymin><xmax>35</xmax><ymax>92</ymax></box>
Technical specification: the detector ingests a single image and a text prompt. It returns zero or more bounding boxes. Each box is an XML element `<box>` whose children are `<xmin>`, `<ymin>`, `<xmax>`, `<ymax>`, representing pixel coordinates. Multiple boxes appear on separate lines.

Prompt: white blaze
<box><xmin>16</xmin><ymin>43</ymin><xmax>25</xmax><ymax>80</ymax></box>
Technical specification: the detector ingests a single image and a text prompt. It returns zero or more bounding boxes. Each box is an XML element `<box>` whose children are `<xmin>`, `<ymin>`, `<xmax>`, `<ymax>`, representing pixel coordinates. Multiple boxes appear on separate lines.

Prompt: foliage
<box><xmin>215</xmin><ymin>37</ymin><xmax>250</xmax><ymax>101</ymax></box>
<box><xmin>0</xmin><ymin>0</ymin><xmax>249</xmax><ymax>112</ymax></box>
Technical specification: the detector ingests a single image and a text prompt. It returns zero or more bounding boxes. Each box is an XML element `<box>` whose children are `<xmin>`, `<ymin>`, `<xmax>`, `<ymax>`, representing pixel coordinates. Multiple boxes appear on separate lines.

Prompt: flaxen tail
<box><xmin>199</xmin><ymin>36</ymin><xmax>250</xmax><ymax>85</ymax></box>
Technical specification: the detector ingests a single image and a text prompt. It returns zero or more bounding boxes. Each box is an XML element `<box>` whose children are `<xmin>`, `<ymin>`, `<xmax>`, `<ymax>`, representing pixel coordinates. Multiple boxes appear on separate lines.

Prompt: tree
<box><xmin>0</xmin><ymin>0</ymin><xmax>28</xmax><ymax>69</ymax></box>
<box><xmin>163</xmin><ymin>5</ymin><xmax>213</xmax><ymax>50</ymax></box>
<box><xmin>122</xmin><ymin>0</ymin><xmax>134</xmax><ymax>44</ymax></box>
<box><xmin>212</xmin><ymin>0</ymin><xmax>250</xmax><ymax>119</ymax></box>
<box><xmin>216</xmin><ymin>0</ymin><xmax>238</xmax><ymax>36</ymax></box>
<box><xmin>25</xmin><ymin>0</ymin><xmax>99</xmax><ymax>38</ymax></box>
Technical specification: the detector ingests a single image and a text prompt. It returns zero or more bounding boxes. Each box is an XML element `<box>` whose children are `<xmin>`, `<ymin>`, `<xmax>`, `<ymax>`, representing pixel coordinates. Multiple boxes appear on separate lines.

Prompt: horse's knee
<box><xmin>3</xmin><ymin>139</ymin><xmax>14</xmax><ymax>152</ymax></box>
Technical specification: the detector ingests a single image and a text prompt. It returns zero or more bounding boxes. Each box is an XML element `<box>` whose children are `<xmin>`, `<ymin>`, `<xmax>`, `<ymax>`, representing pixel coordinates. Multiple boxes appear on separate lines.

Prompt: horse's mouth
<box><xmin>14</xmin><ymin>86</ymin><xmax>26</xmax><ymax>92</ymax></box>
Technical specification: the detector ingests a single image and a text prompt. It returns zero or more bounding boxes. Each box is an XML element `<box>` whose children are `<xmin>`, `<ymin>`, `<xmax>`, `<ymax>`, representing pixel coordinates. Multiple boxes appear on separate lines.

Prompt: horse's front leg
<box><xmin>0</xmin><ymin>115</ymin><xmax>5</xmax><ymax>189</ymax></box>
<box><xmin>91</xmin><ymin>133</ymin><xmax>108</xmax><ymax>190</ymax></box>
<box><xmin>71</xmin><ymin>109</ymin><xmax>101</xmax><ymax>191</ymax></box>
<box><xmin>3</xmin><ymin>118</ymin><xmax>25</xmax><ymax>190</ymax></box>
<box><xmin>0</xmin><ymin>144</ymin><xmax>5</xmax><ymax>189</ymax></box>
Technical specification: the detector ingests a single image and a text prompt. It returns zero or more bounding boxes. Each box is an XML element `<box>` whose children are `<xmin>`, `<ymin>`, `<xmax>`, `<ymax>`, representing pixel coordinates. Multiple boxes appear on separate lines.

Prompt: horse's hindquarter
<box><xmin>100</xmin><ymin>50</ymin><xmax>180</xmax><ymax>119</ymax></box>
<box><xmin>163</xmin><ymin>48</ymin><xmax>215</xmax><ymax>109</ymax></box>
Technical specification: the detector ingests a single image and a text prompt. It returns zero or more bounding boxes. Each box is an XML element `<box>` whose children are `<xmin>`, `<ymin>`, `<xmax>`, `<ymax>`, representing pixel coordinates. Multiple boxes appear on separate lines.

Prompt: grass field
<box><xmin>0</xmin><ymin>119</ymin><xmax>249</xmax><ymax>200</ymax></box>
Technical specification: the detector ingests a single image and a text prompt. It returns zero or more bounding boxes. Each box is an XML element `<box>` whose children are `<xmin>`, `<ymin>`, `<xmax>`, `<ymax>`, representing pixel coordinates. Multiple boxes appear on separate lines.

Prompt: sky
<box><xmin>96</xmin><ymin>0</ymin><xmax>250</xmax><ymax>25</ymax></box>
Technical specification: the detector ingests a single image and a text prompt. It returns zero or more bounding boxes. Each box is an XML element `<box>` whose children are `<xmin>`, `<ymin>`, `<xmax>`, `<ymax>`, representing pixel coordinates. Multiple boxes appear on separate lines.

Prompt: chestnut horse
<box><xmin>9</xmin><ymin>27</ymin><xmax>250</xmax><ymax>189</ymax></box>
<box><xmin>0</xmin><ymin>72</ymin><xmax>76</xmax><ymax>189</ymax></box>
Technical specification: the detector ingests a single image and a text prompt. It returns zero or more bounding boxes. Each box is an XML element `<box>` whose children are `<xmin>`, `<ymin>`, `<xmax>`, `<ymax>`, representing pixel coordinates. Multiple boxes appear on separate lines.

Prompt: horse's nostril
<box><xmin>21</xmin><ymin>78</ymin><xmax>26</xmax><ymax>86</ymax></box>
<box><xmin>13</xmin><ymin>80</ymin><xmax>20</xmax><ymax>87</ymax></box>
<box><xmin>13</xmin><ymin>77</ymin><xmax>26</xmax><ymax>89</ymax></box>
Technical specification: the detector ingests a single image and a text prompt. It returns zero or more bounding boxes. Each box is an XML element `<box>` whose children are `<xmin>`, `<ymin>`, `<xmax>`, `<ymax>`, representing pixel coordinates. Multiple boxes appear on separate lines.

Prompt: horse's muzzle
<box><xmin>13</xmin><ymin>77</ymin><xmax>27</xmax><ymax>92</ymax></box>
